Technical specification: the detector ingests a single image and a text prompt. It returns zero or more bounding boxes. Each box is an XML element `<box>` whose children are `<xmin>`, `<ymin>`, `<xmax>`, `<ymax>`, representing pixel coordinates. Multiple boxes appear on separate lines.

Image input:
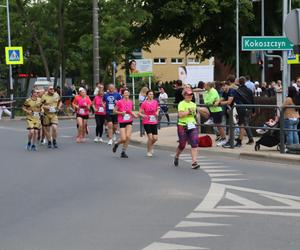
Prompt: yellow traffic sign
<box><xmin>287</xmin><ymin>50</ymin><xmax>299</xmax><ymax>64</ymax></box>
<box><xmin>5</xmin><ymin>46</ymin><xmax>23</xmax><ymax>65</ymax></box>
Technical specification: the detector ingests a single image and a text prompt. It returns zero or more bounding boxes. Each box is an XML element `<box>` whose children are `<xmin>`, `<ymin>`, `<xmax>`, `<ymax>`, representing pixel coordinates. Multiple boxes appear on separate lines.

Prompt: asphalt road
<box><xmin>0</xmin><ymin>120</ymin><xmax>300</xmax><ymax>250</ymax></box>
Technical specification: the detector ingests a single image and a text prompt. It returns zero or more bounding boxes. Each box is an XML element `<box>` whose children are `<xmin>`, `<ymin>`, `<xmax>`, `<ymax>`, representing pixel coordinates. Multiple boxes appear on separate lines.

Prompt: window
<box><xmin>153</xmin><ymin>58</ymin><xmax>166</xmax><ymax>64</ymax></box>
<box><xmin>171</xmin><ymin>58</ymin><xmax>183</xmax><ymax>64</ymax></box>
<box><xmin>187</xmin><ymin>57</ymin><xmax>200</xmax><ymax>64</ymax></box>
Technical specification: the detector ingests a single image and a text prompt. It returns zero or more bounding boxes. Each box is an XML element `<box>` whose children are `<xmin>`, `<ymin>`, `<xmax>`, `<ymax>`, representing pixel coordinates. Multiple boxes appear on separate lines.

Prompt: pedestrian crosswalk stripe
<box><xmin>162</xmin><ymin>230</ymin><xmax>222</xmax><ymax>239</ymax></box>
<box><xmin>142</xmin><ymin>242</ymin><xmax>207</xmax><ymax>250</ymax></box>
<box><xmin>186</xmin><ymin>212</ymin><xmax>238</xmax><ymax>219</ymax></box>
<box><xmin>200</xmin><ymin>165</ymin><xmax>229</xmax><ymax>169</ymax></box>
<box><xmin>211</xmin><ymin>178</ymin><xmax>248</xmax><ymax>182</ymax></box>
<box><xmin>261</xmin><ymin>194</ymin><xmax>300</xmax><ymax>207</ymax></box>
<box><xmin>204</xmin><ymin>169</ymin><xmax>237</xmax><ymax>173</ymax></box>
<box><xmin>176</xmin><ymin>221</ymin><xmax>229</xmax><ymax>228</ymax></box>
<box><xmin>221</xmin><ymin>192</ymin><xmax>265</xmax><ymax>208</ymax></box>
<box><xmin>208</xmin><ymin>173</ymin><xmax>243</xmax><ymax>178</ymax></box>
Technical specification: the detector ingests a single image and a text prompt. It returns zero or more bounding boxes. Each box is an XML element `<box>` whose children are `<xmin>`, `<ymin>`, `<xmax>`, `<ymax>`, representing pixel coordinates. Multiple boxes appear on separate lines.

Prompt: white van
<box><xmin>33</xmin><ymin>77</ymin><xmax>55</xmax><ymax>90</ymax></box>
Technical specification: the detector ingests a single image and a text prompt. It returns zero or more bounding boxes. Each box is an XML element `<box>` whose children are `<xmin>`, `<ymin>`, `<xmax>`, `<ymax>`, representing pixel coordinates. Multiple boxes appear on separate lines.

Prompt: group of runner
<box><xmin>22</xmin><ymin>83</ymin><xmax>160</xmax><ymax>159</ymax></box>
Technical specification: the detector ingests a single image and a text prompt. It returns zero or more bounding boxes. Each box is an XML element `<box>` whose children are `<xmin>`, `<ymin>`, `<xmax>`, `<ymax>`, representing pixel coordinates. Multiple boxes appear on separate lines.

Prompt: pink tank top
<box><xmin>115</xmin><ymin>99</ymin><xmax>133</xmax><ymax>123</ymax></box>
<box><xmin>140</xmin><ymin>100</ymin><xmax>158</xmax><ymax>125</ymax></box>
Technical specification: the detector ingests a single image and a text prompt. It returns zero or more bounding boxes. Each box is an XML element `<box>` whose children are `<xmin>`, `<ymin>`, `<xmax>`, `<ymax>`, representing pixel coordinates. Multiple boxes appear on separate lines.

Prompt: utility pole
<box><xmin>236</xmin><ymin>0</ymin><xmax>239</xmax><ymax>78</ymax></box>
<box><xmin>261</xmin><ymin>0</ymin><xmax>265</xmax><ymax>83</ymax></box>
<box><xmin>92</xmin><ymin>0</ymin><xmax>100</xmax><ymax>89</ymax></box>
<box><xmin>282</xmin><ymin>0</ymin><xmax>288</xmax><ymax>102</ymax></box>
<box><xmin>5</xmin><ymin>0</ymin><xmax>13</xmax><ymax>109</ymax></box>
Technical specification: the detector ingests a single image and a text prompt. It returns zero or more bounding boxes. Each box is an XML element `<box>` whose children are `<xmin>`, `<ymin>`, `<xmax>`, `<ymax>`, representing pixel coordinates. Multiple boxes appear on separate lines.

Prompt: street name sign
<box><xmin>242</xmin><ymin>36</ymin><xmax>293</xmax><ymax>51</ymax></box>
<box><xmin>5</xmin><ymin>46</ymin><xmax>23</xmax><ymax>65</ymax></box>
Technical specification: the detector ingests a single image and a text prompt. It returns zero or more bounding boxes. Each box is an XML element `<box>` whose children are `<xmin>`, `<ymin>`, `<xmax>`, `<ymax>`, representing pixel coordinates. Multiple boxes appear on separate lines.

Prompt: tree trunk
<box><xmin>58</xmin><ymin>0</ymin><xmax>65</xmax><ymax>88</ymax></box>
<box><xmin>15</xmin><ymin>0</ymin><xmax>50</xmax><ymax>81</ymax></box>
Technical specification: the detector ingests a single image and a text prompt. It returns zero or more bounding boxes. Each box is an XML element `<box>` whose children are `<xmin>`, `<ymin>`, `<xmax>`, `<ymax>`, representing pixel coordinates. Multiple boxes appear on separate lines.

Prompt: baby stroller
<box><xmin>254</xmin><ymin>122</ymin><xmax>281</xmax><ymax>151</ymax></box>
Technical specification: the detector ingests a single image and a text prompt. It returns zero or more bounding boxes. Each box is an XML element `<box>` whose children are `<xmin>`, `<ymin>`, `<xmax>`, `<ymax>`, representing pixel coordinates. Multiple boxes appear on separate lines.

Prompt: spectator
<box><xmin>293</xmin><ymin>77</ymin><xmax>300</xmax><ymax>92</ymax></box>
<box><xmin>245</xmin><ymin>75</ymin><xmax>255</xmax><ymax>93</ymax></box>
<box><xmin>139</xmin><ymin>86</ymin><xmax>149</xmax><ymax>105</ymax></box>
<box><xmin>173</xmin><ymin>80</ymin><xmax>184</xmax><ymax>106</ymax></box>
<box><xmin>226</xmin><ymin>74</ymin><xmax>238</xmax><ymax>89</ymax></box>
<box><xmin>283</xmin><ymin>86</ymin><xmax>300</xmax><ymax>145</ymax></box>
<box><xmin>276</xmin><ymin>80</ymin><xmax>283</xmax><ymax>92</ymax></box>
<box><xmin>261</xmin><ymin>82</ymin><xmax>268</xmax><ymax>96</ymax></box>
<box><xmin>254</xmin><ymin>81</ymin><xmax>262</xmax><ymax>96</ymax></box>
<box><xmin>158</xmin><ymin>87</ymin><xmax>170</xmax><ymax>125</ymax></box>
<box><xmin>0</xmin><ymin>91</ymin><xmax>12</xmax><ymax>120</ymax></box>
<box><xmin>203</xmin><ymin>82</ymin><xmax>227</xmax><ymax>146</ymax></box>
<box><xmin>267</xmin><ymin>81</ymin><xmax>277</xmax><ymax>97</ymax></box>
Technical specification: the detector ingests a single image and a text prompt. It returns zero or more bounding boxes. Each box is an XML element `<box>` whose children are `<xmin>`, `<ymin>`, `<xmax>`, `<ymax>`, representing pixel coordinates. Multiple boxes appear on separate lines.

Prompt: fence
<box><xmin>139</xmin><ymin>102</ymin><xmax>300</xmax><ymax>154</ymax></box>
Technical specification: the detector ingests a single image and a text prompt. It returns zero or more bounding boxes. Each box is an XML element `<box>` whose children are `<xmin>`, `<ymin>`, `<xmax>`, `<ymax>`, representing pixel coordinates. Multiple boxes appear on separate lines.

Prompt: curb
<box><xmin>131</xmin><ymin>138</ymin><xmax>299</xmax><ymax>165</ymax></box>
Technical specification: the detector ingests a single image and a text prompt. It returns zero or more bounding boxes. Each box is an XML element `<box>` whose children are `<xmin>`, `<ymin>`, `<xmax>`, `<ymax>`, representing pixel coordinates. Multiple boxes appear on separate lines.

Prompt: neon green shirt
<box><xmin>178</xmin><ymin>100</ymin><xmax>197</xmax><ymax>126</ymax></box>
<box><xmin>203</xmin><ymin>88</ymin><xmax>222</xmax><ymax>113</ymax></box>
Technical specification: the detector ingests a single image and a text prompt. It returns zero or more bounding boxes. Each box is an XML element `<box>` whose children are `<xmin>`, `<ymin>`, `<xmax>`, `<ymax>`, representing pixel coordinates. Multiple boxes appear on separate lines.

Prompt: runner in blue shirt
<box><xmin>103</xmin><ymin>84</ymin><xmax>122</xmax><ymax>145</ymax></box>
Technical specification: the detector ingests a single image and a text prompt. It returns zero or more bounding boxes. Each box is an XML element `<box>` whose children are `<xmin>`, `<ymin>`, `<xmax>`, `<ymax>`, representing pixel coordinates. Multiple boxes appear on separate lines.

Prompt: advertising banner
<box><xmin>129</xmin><ymin>59</ymin><xmax>153</xmax><ymax>77</ymax></box>
<box><xmin>178</xmin><ymin>65</ymin><xmax>214</xmax><ymax>87</ymax></box>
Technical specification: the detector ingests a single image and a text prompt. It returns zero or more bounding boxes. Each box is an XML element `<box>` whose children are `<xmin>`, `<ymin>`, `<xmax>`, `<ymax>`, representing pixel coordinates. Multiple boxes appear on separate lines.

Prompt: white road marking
<box><xmin>200</xmin><ymin>165</ymin><xmax>229</xmax><ymax>169</ymax></box>
<box><xmin>186</xmin><ymin>212</ymin><xmax>238</xmax><ymax>219</ymax></box>
<box><xmin>162</xmin><ymin>230</ymin><xmax>222</xmax><ymax>239</ymax></box>
<box><xmin>142</xmin><ymin>242</ymin><xmax>207</xmax><ymax>250</ymax></box>
<box><xmin>204</xmin><ymin>169</ymin><xmax>237</xmax><ymax>173</ymax></box>
<box><xmin>198</xmin><ymin>209</ymin><xmax>300</xmax><ymax>217</ymax></box>
<box><xmin>176</xmin><ymin>221</ymin><xmax>229</xmax><ymax>228</ymax></box>
<box><xmin>221</xmin><ymin>192</ymin><xmax>265</xmax><ymax>209</ymax></box>
<box><xmin>0</xmin><ymin>126</ymin><xmax>24</xmax><ymax>132</ymax></box>
<box><xmin>208</xmin><ymin>173</ymin><xmax>243</xmax><ymax>177</ymax></box>
<box><xmin>211</xmin><ymin>178</ymin><xmax>248</xmax><ymax>182</ymax></box>
<box><xmin>261</xmin><ymin>194</ymin><xmax>300</xmax><ymax>207</ymax></box>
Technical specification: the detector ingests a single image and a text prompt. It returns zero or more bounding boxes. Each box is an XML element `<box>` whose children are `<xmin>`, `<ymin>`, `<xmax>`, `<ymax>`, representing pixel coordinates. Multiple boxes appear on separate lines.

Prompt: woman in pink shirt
<box><xmin>72</xmin><ymin>87</ymin><xmax>92</xmax><ymax>142</ymax></box>
<box><xmin>139</xmin><ymin>90</ymin><xmax>160</xmax><ymax>157</ymax></box>
<box><xmin>93</xmin><ymin>86</ymin><xmax>106</xmax><ymax>143</ymax></box>
<box><xmin>112</xmin><ymin>89</ymin><xmax>138</xmax><ymax>158</ymax></box>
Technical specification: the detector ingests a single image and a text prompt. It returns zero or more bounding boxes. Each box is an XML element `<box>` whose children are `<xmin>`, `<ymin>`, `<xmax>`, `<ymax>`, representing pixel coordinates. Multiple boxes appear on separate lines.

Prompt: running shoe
<box><xmin>26</xmin><ymin>143</ymin><xmax>31</xmax><ymax>151</ymax></box>
<box><xmin>47</xmin><ymin>141</ymin><xmax>52</xmax><ymax>148</ymax></box>
<box><xmin>146</xmin><ymin>152</ymin><xmax>153</xmax><ymax>157</ymax></box>
<box><xmin>99</xmin><ymin>138</ymin><xmax>103</xmax><ymax>143</ymax></box>
<box><xmin>256</xmin><ymin>129</ymin><xmax>266</xmax><ymax>134</ymax></box>
<box><xmin>191</xmin><ymin>162</ymin><xmax>200</xmax><ymax>169</ymax></box>
<box><xmin>53</xmin><ymin>142</ymin><xmax>58</xmax><ymax>149</ymax></box>
<box><xmin>31</xmin><ymin>145</ymin><xmax>37</xmax><ymax>151</ymax></box>
<box><xmin>107</xmin><ymin>139</ymin><xmax>113</xmax><ymax>145</ymax></box>
<box><xmin>174</xmin><ymin>157</ymin><xmax>179</xmax><ymax>167</ymax></box>
<box><xmin>112</xmin><ymin>143</ymin><xmax>119</xmax><ymax>153</ymax></box>
<box><xmin>94</xmin><ymin>137</ymin><xmax>99</xmax><ymax>143</ymax></box>
<box><xmin>216</xmin><ymin>138</ymin><xmax>227</xmax><ymax>147</ymax></box>
<box><xmin>121</xmin><ymin>151</ymin><xmax>128</xmax><ymax>158</ymax></box>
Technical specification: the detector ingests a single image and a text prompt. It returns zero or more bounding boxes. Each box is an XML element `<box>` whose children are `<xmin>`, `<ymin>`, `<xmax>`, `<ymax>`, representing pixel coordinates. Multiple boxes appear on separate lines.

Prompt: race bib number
<box><xmin>187</xmin><ymin>122</ymin><xmax>196</xmax><ymax>130</ymax></box>
<box><xmin>108</xmin><ymin>103</ymin><xmax>114</xmax><ymax>110</ymax></box>
<box><xmin>149</xmin><ymin>115</ymin><xmax>156</xmax><ymax>122</ymax></box>
<box><xmin>98</xmin><ymin>107</ymin><xmax>104</xmax><ymax>113</ymax></box>
<box><xmin>79</xmin><ymin>108</ymin><xmax>85</xmax><ymax>115</ymax></box>
<box><xmin>33</xmin><ymin>112</ymin><xmax>40</xmax><ymax>117</ymax></box>
<box><xmin>123</xmin><ymin>114</ymin><xmax>131</xmax><ymax>121</ymax></box>
<box><xmin>49</xmin><ymin>107</ymin><xmax>56</xmax><ymax>113</ymax></box>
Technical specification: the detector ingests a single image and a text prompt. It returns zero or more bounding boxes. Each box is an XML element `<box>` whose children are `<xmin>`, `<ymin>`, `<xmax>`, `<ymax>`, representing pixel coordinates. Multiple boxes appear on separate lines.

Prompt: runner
<box><xmin>103</xmin><ymin>84</ymin><xmax>122</xmax><ymax>145</ymax></box>
<box><xmin>72</xmin><ymin>87</ymin><xmax>92</xmax><ymax>143</ymax></box>
<box><xmin>139</xmin><ymin>90</ymin><xmax>160</xmax><ymax>157</ymax></box>
<box><xmin>174</xmin><ymin>88</ymin><xmax>200</xmax><ymax>169</ymax></box>
<box><xmin>36</xmin><ymin>88</ymin><xmax>46</xmax><ymax>144</ymax></box>
<box><xmin>22</xmin><ymin>89</ymin><xmax>43</xmax><ymax>151</ymax></box>
<box><xmin>112</xmin><ymin>89</ymin><xmax>138</xmax><ymax>158</ymax></box>
<box><xmin>93</xmin><ymin>85</ymin><xmax>106</xmax><ymax>143</ymax></box>
<box><xmin>41</xmin><ymin>85</ymin><xmax>62</xmax><ymax>148</ymax></box>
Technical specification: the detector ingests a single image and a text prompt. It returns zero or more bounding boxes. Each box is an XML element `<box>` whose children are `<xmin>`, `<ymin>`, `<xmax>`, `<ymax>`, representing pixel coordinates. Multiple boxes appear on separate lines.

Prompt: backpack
<box><xmin>198</xmin><ymin>135</ymin><xmax>213</xmax><ymax>147</ymax></box>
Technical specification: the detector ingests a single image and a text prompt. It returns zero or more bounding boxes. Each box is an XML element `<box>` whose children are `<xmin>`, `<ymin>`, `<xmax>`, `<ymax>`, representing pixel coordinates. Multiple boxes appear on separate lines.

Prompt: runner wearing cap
<box><xmin>112</xmin><ymin>89</ymin><xmax>138</xmax><ymax>158</ymax></box>
<box><xmin>72</xmin><ymin>87</ymin><xmax>92</xmax><ymax>142</ymax></box>
<box><xmin>22</xmin><ymin>89</ymin><xmax>43</xmax><ymax>151</ymax></box>
<box><xmin>139</xmin><ymin>90</ymin><xmax>160</xmax><ymax>157</ymax></box>
<box><xmin>41</xmin><ymin>85</ymin><xmax>62</xmax><ymax>148</ymax></box>
<box><xmin>174</xmin><ymin>88</ymin><xmax>200</xmax><ymax>169</ymax></box>
<box><xmin>103</xmin><ymin>84</ymin><xmax>122</xmax><ymax>145</ymax></box>
<box><xmin>93</xmin><ymin>86</ymin><xmax>106</xmax><ymax>143</ymax></box>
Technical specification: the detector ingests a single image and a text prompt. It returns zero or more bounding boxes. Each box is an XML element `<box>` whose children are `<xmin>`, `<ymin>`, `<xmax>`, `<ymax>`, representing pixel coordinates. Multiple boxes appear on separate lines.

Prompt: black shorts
<box><xmin>211</xmin><ymin>111</ymin><xmax>223</xmax><ymax>124</ymax></box>
<box><xmin>144</xmin><ymin>124</ymin><xmax>158</xmax><ymax>135</ymax></box>
<box><xmin>106</xmin><ymin>114</ymin><xmax>118</xmax><ymax>124</ymax></box>
<box><xmin>76</xmin><ymin>114</ymin><xmax>89</xmax><ymax>120</ymax></box>
<box><xmin>237</xmin><ymin>108</ymin><xmax>249</xmax><ymax>125</ymax></box>
<box><xmin>119</xmin><ymin>122</ymin><xmax>132</xmax><ymax>128</ymax></box>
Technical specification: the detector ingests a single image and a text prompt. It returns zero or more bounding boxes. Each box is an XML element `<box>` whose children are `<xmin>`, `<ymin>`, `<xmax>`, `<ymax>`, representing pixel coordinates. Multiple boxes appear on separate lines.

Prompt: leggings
<box><xmin>95</xmin><ymin>114</ymin><xmax>106</xmax><ymax>137</ymax></box>
<box><xmin>177</xmin><ymin>125</ymin><xmax>199</xmax><ymax>150</ymax></box>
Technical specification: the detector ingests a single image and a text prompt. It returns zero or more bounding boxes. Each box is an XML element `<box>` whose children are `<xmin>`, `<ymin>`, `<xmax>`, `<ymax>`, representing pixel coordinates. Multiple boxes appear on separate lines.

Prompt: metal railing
<box><xmin>138</xmin><ymin>102</ymin><xmax>300</xmax><ymax>154</ymax></box>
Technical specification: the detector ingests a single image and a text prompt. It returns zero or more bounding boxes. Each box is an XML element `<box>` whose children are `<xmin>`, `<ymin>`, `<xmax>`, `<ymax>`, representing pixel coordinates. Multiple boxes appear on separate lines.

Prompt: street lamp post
<box><xmin>1</xmin><ymin>0</ymin><xmax>13</xmax><ymax>116</ymax></box>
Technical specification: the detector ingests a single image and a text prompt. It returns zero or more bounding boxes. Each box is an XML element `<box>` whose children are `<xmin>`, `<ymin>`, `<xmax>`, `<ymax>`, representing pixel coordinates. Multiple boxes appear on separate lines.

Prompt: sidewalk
<box><xmin>131</xmin><ymin>126</ymin><xmax>300</xmax><ymax>165</ymax></box>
